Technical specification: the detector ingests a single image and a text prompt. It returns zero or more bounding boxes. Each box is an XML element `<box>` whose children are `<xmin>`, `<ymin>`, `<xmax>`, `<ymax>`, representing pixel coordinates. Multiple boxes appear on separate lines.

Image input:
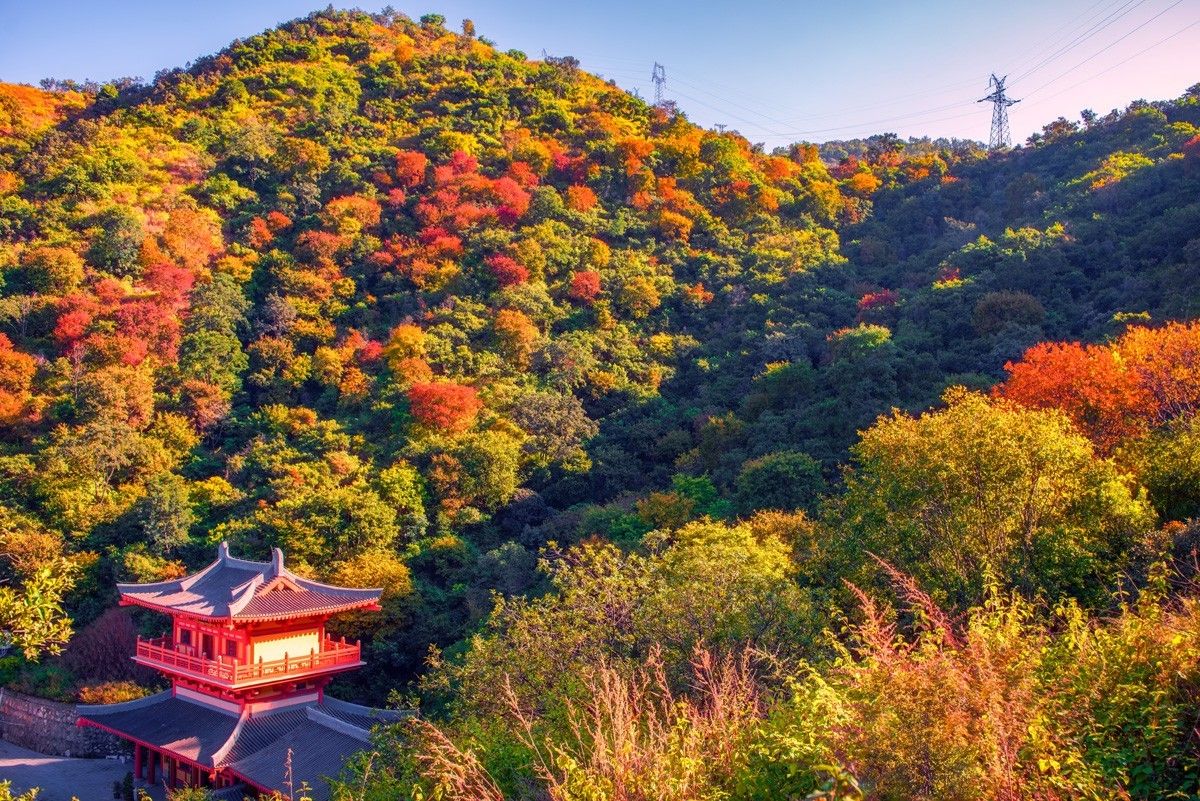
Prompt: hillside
<box><xmin>1</xmin><ymin>9</ymin><xmax>1199</xmax><ymax>800</ymax></box>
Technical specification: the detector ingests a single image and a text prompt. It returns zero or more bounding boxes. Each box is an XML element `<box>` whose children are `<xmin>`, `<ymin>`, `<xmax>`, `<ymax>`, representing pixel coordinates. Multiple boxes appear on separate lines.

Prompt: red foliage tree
<box><xmin>246</xmin><ymin>217</ymin><xmax>274</xmax><ymax>249</ymax></box>
<box><xmin>486</xmin><ymin>254</ymin><xmax>529</xmax><ymax>287</ymax></box>
<box><xmin>858</xmin><ymin>289</ymin><xmax>899</xmax><ymax>312</ymax></box>
<box><xmin>490</xmin><ymin>176</ymin><xmax>531</xmax><ymax>223</ymax></box>
<box><xmin>408</xmin><ymin>382</ymin><xmax>482</xmax><ymax>432</ymax></box>
<box><xmin>62</xmin><ymin>608</ymin><xmax>150</xmax><ymax>682</ymax></box>
<box><xmin>297</xmin><ymin>230</ymin><xmax>347</xmax><ymax>264</ymax></box>
<box><xmin>569</xmin><ymin>271</ymin><xmax>602</xmax><ymax>303</ymax></box>
<box><xmin>1183</xmin><ymin>134</ymin><xmax>1200</xmax><ymax>160</ymax></box>
<box><xmin>54</xmin><ymin>291</ymin><xmax>100</xmax><ymax>351</ymax></box>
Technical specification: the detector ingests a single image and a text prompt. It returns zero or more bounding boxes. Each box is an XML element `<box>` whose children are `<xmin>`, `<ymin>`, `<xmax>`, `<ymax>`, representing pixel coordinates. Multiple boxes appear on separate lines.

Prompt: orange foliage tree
<box><xmin>408</xmin><ymin>382</ymin><xmax>482</xmax><ymax>432</ymax></box>
<box><xmin>997</xmin><ymin>341</ymin><xmax>1150</xmax><ymax>452</ymax></box>
<box><xmin>1000</xmin><ymin>321</ymin><xmax>1200</xmax><ymax>452</ymax></box>
<box><xmin>1116</xmin><ymin>320</ymin><xmax>1200</xmax><ymax>424</ymax></box>
<box><xmin>494</xmin><ymin>308</ymin><xmax>539</xmax><ymax>367</ymax></box>
<box><xmin>0</xmin><ymin>334</ymin><xmax>37</xmax><ymax>426</ymax></box>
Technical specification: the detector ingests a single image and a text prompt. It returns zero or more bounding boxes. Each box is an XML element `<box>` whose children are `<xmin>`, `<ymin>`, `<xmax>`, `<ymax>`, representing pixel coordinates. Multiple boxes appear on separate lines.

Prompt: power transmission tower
<box><xmin>977</xmin><ymin>73</ymin><xmax>1020</xmax><ymax>149</ymax></box>
<box><xmin>651</xmin><ymin>62</ymin><xmax>667</xmax><ymax>105</ymax></box>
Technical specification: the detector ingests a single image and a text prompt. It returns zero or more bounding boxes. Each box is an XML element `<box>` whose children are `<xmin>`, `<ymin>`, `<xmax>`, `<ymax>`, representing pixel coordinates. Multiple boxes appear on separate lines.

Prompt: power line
<box><xmin>1020</xmin><ymin>0</ymin><xmax>1189</xmax><ymax>100</ymax></box>
<box><xmin>1010</xmin><ymin>0</ymin><xmax>1149</xmax><ymax>85</ymax></box>
<box><xmin>570</xmin><ymin>1</ymin><xmax>1197</xmax><ymax>147</ymax></box>
<box><xmin>670</xmin><ymin>72</ymin><xmax>983</xmax><ymax>128</ymax></box>
<box><xmin>1003</xmin><ymin>0</ymin><xmax>1127</xmax><ymax>75</ymax></box>
<box><xmin>1020</xmin><ymin>15</ymin><xmax>1200</xmax><ymax>109</ymax></box>
<box><xmin>585</xmin><ymin>55</ymin><xmax>988</xmax><ymax>129</ymax></box>
<box><xmin>662</xmin><ymin>70</ymin><xmax>985</xmax><ymax>138</ymax></box>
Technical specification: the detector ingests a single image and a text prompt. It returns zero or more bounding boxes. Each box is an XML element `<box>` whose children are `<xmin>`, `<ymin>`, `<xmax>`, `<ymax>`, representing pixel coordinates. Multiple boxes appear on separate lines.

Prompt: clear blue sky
<box><xmin>1</xmin><ymin>0</ymin><xmax>1197</xmax><ymax>146</ymax></box>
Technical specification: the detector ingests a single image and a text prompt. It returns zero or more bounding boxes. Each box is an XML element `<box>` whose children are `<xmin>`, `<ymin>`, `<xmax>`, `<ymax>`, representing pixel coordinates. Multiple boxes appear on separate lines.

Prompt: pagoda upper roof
<box><xmin>117</xmin><ymin>542</ymin><xmax>382</xmax><ymax>621</ymax></box>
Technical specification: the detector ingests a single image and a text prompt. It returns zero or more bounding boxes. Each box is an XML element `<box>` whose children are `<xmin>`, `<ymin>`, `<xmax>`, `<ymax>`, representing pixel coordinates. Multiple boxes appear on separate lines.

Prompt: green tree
<box><xmin>0</xmin><ymin>559</ymin><xmax>77</xmax><ymax>659</ymax></box>
<box><xmin>510</xmin><ymin>391</ymin><xmax>598</xmax><ymax>471</ymax></box>
<box><xmin>87</xmin><ymin>206</ymin><xmax>144</xmax><ymax>277</ymax></box>
<box><xmin>138</xmin><ymin>473</ymin><xmax>194</xmax><ymax>553</ymax></box>
<box><xmin>734</xmin><ymin>450</ymin><xmax>825</xmax><ymax>515</ymax></box>
<box><xmin>831</xmin><ymin>388</ymin><xmax>1155</xmax><ymax>607</ymax></box>
<box><xmin>1122</xmin><ymin>414</ymin><xmax>1200</xmax><ymax>522</ymax></box>
<box><xmin>434</xmin><ymin>520</ymin><xmax>812</xmax><ymax>717</ymax></box>
<box><xmin>0</xmin><ymin>781</ymin><xmax>40</xmax><ymax>801</ymax></box>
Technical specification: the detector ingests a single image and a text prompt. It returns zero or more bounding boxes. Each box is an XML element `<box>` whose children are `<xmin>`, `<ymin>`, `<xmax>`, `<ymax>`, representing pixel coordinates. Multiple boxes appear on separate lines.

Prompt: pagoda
<box><xmin>78</xmin><ymin>542</ymin><xmax>407</xmax><ymax>800</ymax></box>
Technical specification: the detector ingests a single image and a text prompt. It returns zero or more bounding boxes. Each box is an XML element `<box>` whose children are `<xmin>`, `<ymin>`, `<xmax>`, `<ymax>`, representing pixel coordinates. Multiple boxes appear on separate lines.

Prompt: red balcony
<box><xmin>133</xmin><ymin>636</ymin><xmax>363</xmax><ymax>689</ymax></box>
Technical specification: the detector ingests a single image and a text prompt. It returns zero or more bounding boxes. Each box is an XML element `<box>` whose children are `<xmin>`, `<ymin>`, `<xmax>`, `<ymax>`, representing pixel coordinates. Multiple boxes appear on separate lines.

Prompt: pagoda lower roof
<box><xmin>117</xmin><ymin>542</ymin><xmax>381</xmax><ymax>621</ymax></box>
<box><xmin>78</xmin><ymin>692</ymin><xmax>409</xmax><ymax>801</ymax></box>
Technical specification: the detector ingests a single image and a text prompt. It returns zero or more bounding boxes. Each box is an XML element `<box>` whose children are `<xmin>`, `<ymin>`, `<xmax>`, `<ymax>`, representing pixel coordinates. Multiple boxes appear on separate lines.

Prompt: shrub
<box><xmin>738</xmin><ymin>563</ymin><xmax>1200</xmax><ymax>800</ymax></box>
<box><xmin>78</xmin><ymin>680</ymin><xmax>151</xmax><ymax>704</ymax></box>
<box><xmin>62</xmin><ymin>608</ymin><xmax>143</xmax><ymax>682</ymax></box>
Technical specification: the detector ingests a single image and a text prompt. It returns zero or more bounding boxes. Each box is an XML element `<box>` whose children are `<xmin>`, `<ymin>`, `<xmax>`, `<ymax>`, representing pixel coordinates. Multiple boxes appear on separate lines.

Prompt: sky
<box><xmin>1</xmin><ymin>0</ymin><xmax>1197</xmax><ymax>147</ymax></box>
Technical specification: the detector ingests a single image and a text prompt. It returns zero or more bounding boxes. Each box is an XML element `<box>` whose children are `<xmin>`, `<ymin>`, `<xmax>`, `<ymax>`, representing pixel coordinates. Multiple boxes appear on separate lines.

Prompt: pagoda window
<box><xmin>178</xmin><ymin>628</ymin><xmax>192</xmax><ymax>647</ymax></box>
<box><xmin>251</xmin><ymin>629</ymin><xmax>320</xmax><ymax>664</ymax></box>
<box><xmin>225</xmin><ymin>639</ymin><xmax>239</xmax><ymax>659</ymax></box>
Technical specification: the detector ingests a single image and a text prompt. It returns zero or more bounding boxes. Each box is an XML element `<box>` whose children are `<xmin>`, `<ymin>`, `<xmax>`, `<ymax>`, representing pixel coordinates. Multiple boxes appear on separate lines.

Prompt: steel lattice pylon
<box><xmin>651</xmin><ymin>62</ymin><xmax>666</xmax><ymax>106</ymax></box>
<box><xmin>978</xmin><ymin>73</ymin><xmax>1020</xmax><ymax>150</ymax></box>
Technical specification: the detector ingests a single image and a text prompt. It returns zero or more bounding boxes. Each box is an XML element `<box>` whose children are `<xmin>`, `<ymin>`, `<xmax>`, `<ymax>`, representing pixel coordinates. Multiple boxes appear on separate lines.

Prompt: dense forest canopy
<box><xmin>1</xmin><ymin>8</ymin><xmax>1199</xmax><ymax>800</ymax></box>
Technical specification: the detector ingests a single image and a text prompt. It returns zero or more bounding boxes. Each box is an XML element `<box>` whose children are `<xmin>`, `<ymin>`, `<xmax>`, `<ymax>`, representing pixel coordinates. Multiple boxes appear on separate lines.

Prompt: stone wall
<box><xmin>0</xmin><ymin>687</ymin><xmax>125</xmax><ymax>757</ymax></box>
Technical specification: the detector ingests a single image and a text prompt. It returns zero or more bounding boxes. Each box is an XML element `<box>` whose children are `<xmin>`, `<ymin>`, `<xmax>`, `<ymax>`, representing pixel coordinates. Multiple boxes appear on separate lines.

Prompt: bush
<box><xmin>78</xmin><ymin>680</ymin><xmax>151</xmax><ymax>704</ymax></box>
<box><xmin>737</xmin><ymin>563</ymin><xmax>1200</xmax><ymax>801</ymax></box>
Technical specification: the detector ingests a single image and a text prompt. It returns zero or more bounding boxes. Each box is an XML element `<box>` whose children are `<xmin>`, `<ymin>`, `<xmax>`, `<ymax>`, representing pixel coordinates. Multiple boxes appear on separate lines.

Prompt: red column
<box><xmin>147</xmin><ymin>750</ymin><xmax>157</xmax><ymax>785</ymax></box>
<box><xmin>133</xmin><ymin>744</ymin><xmax>142</xmax><ymax>780</ymax></box>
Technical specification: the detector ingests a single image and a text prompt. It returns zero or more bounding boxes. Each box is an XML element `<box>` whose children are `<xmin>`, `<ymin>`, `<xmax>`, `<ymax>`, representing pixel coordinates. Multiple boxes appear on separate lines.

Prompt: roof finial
<box><xmin>218</xmin><ymin>541</ymin><xmax>231</xmax><ymax>562</ymax></box>
<box><xmin>271</xmin><ymin>547</ymin><xmax>285</xmax><ymax>576</ymax></box>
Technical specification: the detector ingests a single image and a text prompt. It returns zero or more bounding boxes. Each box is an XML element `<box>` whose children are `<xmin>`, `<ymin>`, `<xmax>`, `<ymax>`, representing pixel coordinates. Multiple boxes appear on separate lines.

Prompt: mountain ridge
<box><xmin>0</xmin><ymin>2</ymin><xmax>1196</xmax><ymax>697</ymax></box>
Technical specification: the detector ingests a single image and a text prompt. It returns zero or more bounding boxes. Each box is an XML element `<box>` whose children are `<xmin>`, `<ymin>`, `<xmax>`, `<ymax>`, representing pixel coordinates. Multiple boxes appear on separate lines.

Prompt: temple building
<box><xmin>78</xmin><ymin>542</ymin><xmax>407</xmax><ymax>800</ymax></box>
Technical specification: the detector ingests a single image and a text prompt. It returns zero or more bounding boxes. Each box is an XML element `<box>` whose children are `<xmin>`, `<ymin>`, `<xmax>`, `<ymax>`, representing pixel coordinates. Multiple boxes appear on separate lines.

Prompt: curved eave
<box><xmin>119</xmin><ymin>594</ymin><xmax>230</xmax><ymax>621</ymax></box>
<box><xmin>231</xmin><ymin>598</ymin><xmax>382</xmax><ymax>623</ymax></box>
<box><xmin>120</xmin><ymin>594</ymin><xmax>381</xmax><ymax>622</ymax></box>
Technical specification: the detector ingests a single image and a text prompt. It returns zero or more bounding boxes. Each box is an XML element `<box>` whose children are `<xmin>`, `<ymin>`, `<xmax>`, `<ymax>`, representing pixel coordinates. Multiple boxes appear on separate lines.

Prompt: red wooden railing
<box><xmin>134</xmin><ymin>636</ymin><xmax>361</xmax><ymax>685</ymax></box>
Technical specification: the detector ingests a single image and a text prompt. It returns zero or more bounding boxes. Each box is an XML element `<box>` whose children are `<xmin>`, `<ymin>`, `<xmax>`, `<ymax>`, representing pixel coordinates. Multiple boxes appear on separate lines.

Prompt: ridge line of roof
<box><xmin>293</xmin><ymin>576</ymin><xmax>385</xmax><ymax>595</ymax></box>
<box><xmin>76</xmin><ymin>689</ymin><xmax>175</xmax><ymax>715</ymax></box>
<box><xmin>319</xmin><ymin>695</ymin><xmax>411</xmax><ymax>721</ymax></box>
<box><xmin>211</xmin><ymin>706</ymin><xmax>252</xmax><ymax>767</ymax></box>
<box><xmin>305</xmin><ymin>706</ymin><xmax>372</xmax><ymax>743</ymax></box>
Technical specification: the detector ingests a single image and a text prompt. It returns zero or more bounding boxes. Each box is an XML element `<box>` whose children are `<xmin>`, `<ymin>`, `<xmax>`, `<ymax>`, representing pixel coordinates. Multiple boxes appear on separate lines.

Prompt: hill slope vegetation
<box><xmin>1</xmin><ymin>10</ymin><xmax>1199</xmax><ymax>799</ymax></box>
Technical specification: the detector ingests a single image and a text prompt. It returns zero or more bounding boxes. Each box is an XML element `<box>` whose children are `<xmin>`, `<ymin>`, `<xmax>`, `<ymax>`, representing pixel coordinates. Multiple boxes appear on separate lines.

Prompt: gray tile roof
<box><xmin>227</xmin><ymin>709</ymin><xmax>370</xmax><ymax>801</ymax></box>
<box><xmin>77</xmin><ymin>692</ymin><xmax>239</xmax><ymax>765</ymax></box>
<box><xmin>79</xmin><ymin>692</ymin><xmax>412</xmax><ymax>801</ymax></box>
<box><xmin>117</xmin><ymin>542</ymin><xmax>382</xmax><ymax>621</ymax></box>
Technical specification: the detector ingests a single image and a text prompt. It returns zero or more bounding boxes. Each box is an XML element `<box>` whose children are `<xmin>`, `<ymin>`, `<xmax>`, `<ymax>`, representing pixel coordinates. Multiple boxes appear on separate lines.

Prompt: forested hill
<box><xmin>1</xmin><ymin>7</ymin><xmax>1198</xmax><ymax>720</ymax></box>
